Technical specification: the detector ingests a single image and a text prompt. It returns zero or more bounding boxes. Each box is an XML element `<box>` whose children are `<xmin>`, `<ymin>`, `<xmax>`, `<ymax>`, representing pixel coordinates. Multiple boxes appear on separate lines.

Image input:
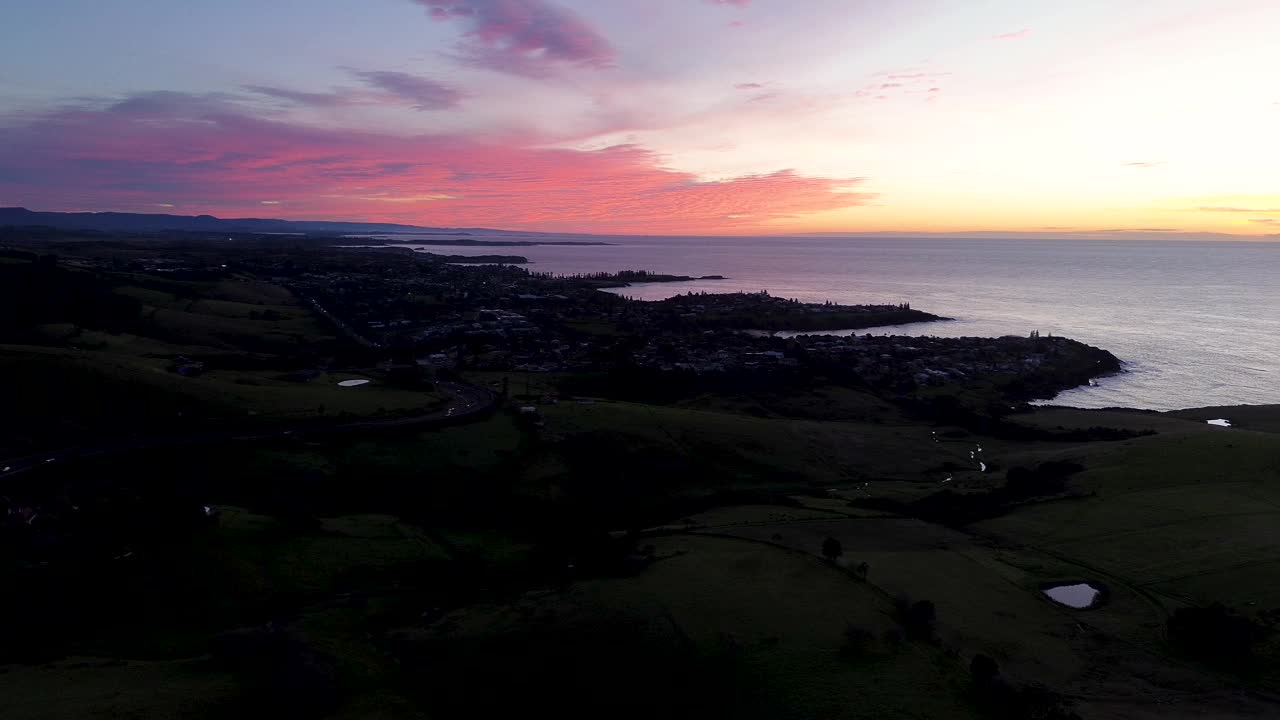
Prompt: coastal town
<box><xmin>280</xmin><ymin>247</ymin><xmax>1114</xmax><ymax>398</ymax></box>
<box><xmin>25</xmin><ymin>239</ymin><xmax>1116</xmax><ymax>403</ymax></box>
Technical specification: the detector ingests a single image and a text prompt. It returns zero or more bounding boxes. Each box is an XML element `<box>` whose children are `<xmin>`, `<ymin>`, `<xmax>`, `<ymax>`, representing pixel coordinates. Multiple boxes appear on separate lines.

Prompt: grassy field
<box><xmin>0</xmin><ymin>657</ymin><xmax>241</xmax><ymax>720</ymax></box>
<box><xmin>1</xmin><ymin>273</ymin><xmax>445</xmax><ymax>456</ymax></box>
<box><xmin>92</xmin><ymin>275</ymin><xmax>329</xmax><ymax>353</ymax></box>
<box><xmin>707</xmin><ymin>515</ymin><xmax>1154</xmax><ymax>684</ymax></box>
<box><xmin>0</xmin><ymin>343</ymin><xmax>444</xmax><ymax>457</ymax></box>
<box><xmin>541</xmin><ymin>399</ymin><xmax>956</xmax><ymax>484</ymax></box>
<box><xmin>524</xmin><ymin>402</ymin><xmax>1280</xmax><ymax>715</ymax></box>
<box><xmin>8</xmin><ymin>344</ymin><xmax>1280</xmax><ymax>719</ymax></box>
<box><xmin>1170</xmin><ymin>405</ymin><xmax>1280</xmax><ymax>434</ymax></box>
<box><xmin>36</xmin><ymin>507</ymin><xmax>453</xmax><ymax>658</ymax></box>
<box><xmin>0</xmin><ymin>507</ymin><xmax>464</xmax><ymax>719</ymax></box>
<box><xmin>978</xmin><ymin>426</ymin><xmax>1280</xmax><ymax>606</ymax></box>
<box><xmin>1014</xmin><ymin>406</ymin><xmax>1201</xmax><ymax>434</ymax></box>
<box><xmin>405</xmin><ymin>533</ymin><xmax>980</xmax><ymax>719</ymax></box>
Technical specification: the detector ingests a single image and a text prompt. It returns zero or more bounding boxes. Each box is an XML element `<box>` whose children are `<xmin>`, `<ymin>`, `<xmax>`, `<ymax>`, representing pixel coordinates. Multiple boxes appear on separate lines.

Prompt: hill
<box><xmin>0</xmin><ymin>207</ymin><xmax>513</xmax><ymax>237</ymax></box>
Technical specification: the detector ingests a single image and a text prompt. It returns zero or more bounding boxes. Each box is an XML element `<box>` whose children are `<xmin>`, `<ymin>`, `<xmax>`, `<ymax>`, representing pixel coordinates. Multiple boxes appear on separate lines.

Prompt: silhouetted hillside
<box><xmin>0</xmin><ymin>207</ymin><xmax>490</xmax><ymax>236</ymax></box>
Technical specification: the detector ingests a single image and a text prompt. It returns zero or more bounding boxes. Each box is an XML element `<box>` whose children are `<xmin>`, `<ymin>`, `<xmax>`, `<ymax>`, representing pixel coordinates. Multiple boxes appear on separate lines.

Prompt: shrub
<box><xmin>880</xmin><ymin>627</ymin><xmax>905</xmax><ymax>650</ymax></box>
<box><xmin>970</xmin><ymin>654</ymin><xmax>1000</xmax><ymax>688</ymax></box>
<box><xmin>1167</xmin><ymin>603</ymin><xmax>1270</xmax><ymax>662</ymax></box>
<box><xmin>905</xmin><ymin>600</ymin><xmax>937</xmax><ymax>638</ymax></box>
<box><xmin>821</xmin><ymin>536</ymin><xmax>843</xmax><ymax>563</ymax></box>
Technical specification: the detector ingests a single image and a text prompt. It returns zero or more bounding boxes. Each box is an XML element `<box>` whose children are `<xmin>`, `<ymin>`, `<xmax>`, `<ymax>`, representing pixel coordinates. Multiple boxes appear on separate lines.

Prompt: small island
<box><xmin>375</xmin><ymin>238</ymin><xmax>614</xmax><ymax>247</ymax></box>
<box><xmin>533</xmin><ymin>269</ymin><xmax>728</xmax><ymax>288</ymax></box>
<box><xmin>423</xmin><ymin>252</ymin><xmax>529</xmax><ymax>264</ymax></box>
<box><xmin>347</xmin><ymin>246</ymin><xmax>529</xmax><ymax>264</ymax></box>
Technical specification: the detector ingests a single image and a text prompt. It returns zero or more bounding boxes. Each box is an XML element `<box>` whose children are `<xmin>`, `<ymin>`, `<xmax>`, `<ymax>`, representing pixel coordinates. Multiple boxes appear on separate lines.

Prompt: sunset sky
<box><xmin>2</xmin><ymin>0</ymin><xmax>1278</xmax><ymax>236</ymax></box>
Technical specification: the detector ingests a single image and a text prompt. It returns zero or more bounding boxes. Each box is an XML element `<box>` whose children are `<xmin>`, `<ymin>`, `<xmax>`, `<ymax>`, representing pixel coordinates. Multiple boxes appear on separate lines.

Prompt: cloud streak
<box><xmin>243</xmin><ymin>85</ymin><xmax>360</xmax><ymax>108</ymax></box>
<box><xmin>860</xmin><ymin>67</ymin><xmax>951</xmax><ymax>102</ymax></box>
<box><xmin>346</xmin><ymin>70</ymin><xmax>464</xmax><ymax>110</ymax></box>
<box><xmin>1198</xmin><ymin>206</ymin><xmax>1280</xmax><ymax>213</ymax></box>
<box><xmin>0</xmin><ymin>92</ymin><xmax>869</xmax><ymax>233</ymax></box>
<box><xmin>246</xmin><ymin>70</ymin><xmax>463</xmax><ymax>111</ymax></box>
<box><xmin>994</xmin><ymin>29</ymin><xmax>1030</xmax><ymax>40</ymax></box>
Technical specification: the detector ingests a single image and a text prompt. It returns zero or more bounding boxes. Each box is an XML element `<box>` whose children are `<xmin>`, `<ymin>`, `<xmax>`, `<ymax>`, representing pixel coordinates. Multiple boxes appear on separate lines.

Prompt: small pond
<box><xmin>1042</xmin><ymin>582</ymin><xmax>1104</xmax><ymax>609</ymax></box>
<box><xmin>337</xmin><ymin>379</ymin><xmax>371</xmax><ymax>387</ymax></box>
<box><xmin>1206</xmin><ymin>418</ymin><xmax>1231</xmax><ymax>427</ymax></box>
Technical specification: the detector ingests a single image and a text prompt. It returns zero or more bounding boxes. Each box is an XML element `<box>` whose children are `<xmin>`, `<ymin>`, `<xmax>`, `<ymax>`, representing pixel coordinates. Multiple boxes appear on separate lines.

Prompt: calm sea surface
<box><xmin>385</xmin><ymin>235</ymin><xmax>1280</xmax><ymax>410</ymax></box>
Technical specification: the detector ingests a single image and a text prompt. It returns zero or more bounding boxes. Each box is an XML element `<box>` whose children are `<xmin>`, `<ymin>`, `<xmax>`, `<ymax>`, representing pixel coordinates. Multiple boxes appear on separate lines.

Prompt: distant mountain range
<box><xmin>0</xmin><ymin>207</ymin><xmax>521</xmax><ymax>237</ymax></box>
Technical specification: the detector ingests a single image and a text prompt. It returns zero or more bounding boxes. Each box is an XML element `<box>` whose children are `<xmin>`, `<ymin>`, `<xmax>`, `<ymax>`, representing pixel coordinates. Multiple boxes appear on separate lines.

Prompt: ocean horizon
<box><xmin>379</xmin><ymin>234</ymin><xmax>1280</xmax><ymax>411</ymax></box>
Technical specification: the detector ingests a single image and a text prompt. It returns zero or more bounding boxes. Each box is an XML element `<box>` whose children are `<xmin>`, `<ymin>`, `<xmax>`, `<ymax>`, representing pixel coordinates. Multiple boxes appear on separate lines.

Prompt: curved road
<box><xmin>0</xmin><ymin>380</ymin><xmax>498</xmax><ymax>481</ymax></box>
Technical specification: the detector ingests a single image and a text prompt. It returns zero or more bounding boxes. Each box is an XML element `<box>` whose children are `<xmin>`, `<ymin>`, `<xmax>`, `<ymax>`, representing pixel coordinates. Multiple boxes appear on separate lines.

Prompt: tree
<box><xmin>1167</xmin><ymin>603</ymin><xmax>1269</xmax><ymax>661</ymax></box>
<box><xmin>821</xmin><ymin>536</ymin><xmax>843</xmax><ymax>563</ymax></box>
<box><xmin>905</xmin><ymin>600</ymin><xmax>937</xmax><ymax>639</ymax></box>
<box><xmin>970</xmin><ymin>654</ymin><xmax>1000</xmax><ymax>689</ymax></box>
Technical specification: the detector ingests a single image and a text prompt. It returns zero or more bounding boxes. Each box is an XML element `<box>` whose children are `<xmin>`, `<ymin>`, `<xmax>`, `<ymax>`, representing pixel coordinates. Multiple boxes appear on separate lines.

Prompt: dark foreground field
<box><xmin>5</xmin><ymin>392</ymin><xmax>1280</xmax><ymax>720</ymax></box>
<box><xmin>4</xmin><ymin>238</ymin><xmax>1280</xmax><ymax>719</ymax></box>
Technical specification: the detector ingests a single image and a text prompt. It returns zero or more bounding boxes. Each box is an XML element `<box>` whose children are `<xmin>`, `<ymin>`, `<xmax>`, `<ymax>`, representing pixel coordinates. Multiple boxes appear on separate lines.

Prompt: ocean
<box><xmin>381</xmin><ymin>235</ymin><xmax>1280</xmax><ymax>411</ymax></box>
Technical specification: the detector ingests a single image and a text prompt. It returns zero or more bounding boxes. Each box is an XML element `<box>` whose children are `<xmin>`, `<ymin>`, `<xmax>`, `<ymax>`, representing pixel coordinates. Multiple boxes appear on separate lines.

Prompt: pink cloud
<box><xmin>734</xmin><ymin>82</ymin><xmax>764</xmax><ymax>90</ymax></box>
<box><xmin>413</xmin><ymin>0</ymin><xmax>615</xmax><ymax>76</ymax></box>
<box><xmin>0</xmin><ymin>93</ymin><xmax>869</xmax><ymax>233</ymax></box>
<box><xmin>709</xmin><ymin>0</ymin><xmax>751</xmax><ymax>5</ymax></box>
<box><xmin>994</xmin><ymin>28</ymin><xmax>1031</xmax><ymax>40</ymax></box>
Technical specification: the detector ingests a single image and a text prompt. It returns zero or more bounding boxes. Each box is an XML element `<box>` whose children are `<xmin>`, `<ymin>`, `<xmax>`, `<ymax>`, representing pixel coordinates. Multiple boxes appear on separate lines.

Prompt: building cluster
<box><xmin>87</xmin><ymin>245</ymin><xmax>1094</xmax><ymax>394</ymax></box>
<box><xmin>796</xmin><ymin>333</ymin><xmax>1067</xmax><ymax>388</ymax></box>
<box><xmin>230</xmin><ymin>249</ymin><xmax>1089</xmax><ymax>391</ymax></box>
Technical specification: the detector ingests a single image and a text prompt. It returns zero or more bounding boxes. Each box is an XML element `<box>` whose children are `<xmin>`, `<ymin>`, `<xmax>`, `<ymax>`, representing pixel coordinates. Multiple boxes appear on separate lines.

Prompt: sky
<box><xmin>1</xmin><ymin>0</ymin><xmax>1278</xmax><ymax>236</ymax></box>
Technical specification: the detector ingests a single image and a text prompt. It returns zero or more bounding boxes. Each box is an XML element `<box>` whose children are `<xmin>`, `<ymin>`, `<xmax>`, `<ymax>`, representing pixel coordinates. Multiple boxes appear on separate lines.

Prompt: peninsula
<box><xmin>535</xmin><ymin>269</ymin><xmax>729</xmax><ymax>288</ymax></box>
<box><xmin>655</xmin><ymin>290</ymin><xmax>946</xmax><ymax>331</ymax></box>
<box><xmin>367</xmin><ymin>237</ymin><xmax>614</xmax><ymax>247</ymax></box>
